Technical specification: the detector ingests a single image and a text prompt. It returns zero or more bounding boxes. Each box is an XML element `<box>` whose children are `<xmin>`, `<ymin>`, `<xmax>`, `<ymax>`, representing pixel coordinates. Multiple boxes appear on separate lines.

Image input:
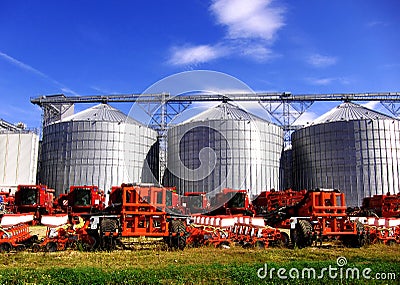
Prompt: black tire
<box><xmin>254</xmin><ymin>240</ymin><xmax>265</xmax><ymax>249</ymax></box>
<box><xmin>0</xmin><ymin>242</ymin><xmax>12</xmax><ymax>253</ymax></box>
<box><xmin>15</xmin><ymin>244</ymin><xmax>25</xmax><ymax>252</ymax></box>
<box><xmin>342</xmin><ymin>221</ymin><xmax>366</xmax><ymax>248</ymax></box>
<box><xmin>46</xmin><ymin>241</ymin><xmax>57</xmax><ymax>252</ymax></box>
<box><xmin>294</xmin><ymin>220</ymin><xmax>313</xmax><ymax>248</ymax></box>
<box><xmin>101</xmin><ymin>218</ymin><xmax>118</xmax><ymax>233</ymax></box>
<box><xmin>32</xmin><ymin>244</ymin><xmax>41</xmax><ymax>253</ymax></box>
<box><xmin>277</xmin><ymin>232</ymin><xmax>290</xmax><ymax>248</ymax></box>
<box><xmin>169</xmin><ymin>220</ymin><xmax>187</xmax><ymax>250</ymax></box>
<box><xmin>100</xmin><ymin>218</ymin><xmax>118</xmax><ymax>251</ymax></box>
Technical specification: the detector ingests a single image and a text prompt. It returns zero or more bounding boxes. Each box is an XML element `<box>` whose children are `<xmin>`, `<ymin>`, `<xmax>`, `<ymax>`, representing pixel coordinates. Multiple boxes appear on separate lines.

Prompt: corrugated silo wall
<box><xmin>165</xmin><ymin>119</ymin><xmax>283</xmax><ymax>198</ymax></box>
<box><xmin>0</xmin><ymin>132</ymin><xmax>39</xmax><ymax>192</ymax></box>
<box><xmin>292</xmin><ymin>119</ymin><xmax>400</xmax><ymax>207</ymax></box>
<box><xmin>40</xmin><ymin>120</ymin><xmax>157</xmax><ymax>196</ymax></box>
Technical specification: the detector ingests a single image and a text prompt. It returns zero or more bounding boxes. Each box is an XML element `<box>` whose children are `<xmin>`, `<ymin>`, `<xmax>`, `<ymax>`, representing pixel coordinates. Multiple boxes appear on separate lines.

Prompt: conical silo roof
<box><xmin>312</xmin><ymin>102</ymin><xmax>394</xmax><ymax>125</ymax></box>
<box><xmin>60</xmin><ymin>103</ymin><xmax>142</xmax><ymax>125</ymax></box>
<box><xmin>180</xmin><ymin>102</ymin><xmax>269</xmax><ymax>124</ymax></box>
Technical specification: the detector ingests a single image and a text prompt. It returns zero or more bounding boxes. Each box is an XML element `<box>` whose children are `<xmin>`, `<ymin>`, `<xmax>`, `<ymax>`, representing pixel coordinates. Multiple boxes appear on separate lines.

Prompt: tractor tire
<box><xmin>342</xmin><ymin>221</ymin><xmax>367</xmax><ymax>248</ymax></box>
<box><xmin>276</xmin><ymin>232</ymin><xmax>290</xmax><ymax>248</ymax></box>
<box><xmin>32</xmin><ymin>244</ymin><xmax>41</xmax><ymax>253</ymax></box>
<box><xmin>169</xmin><ymin>220</ymin><xmax>187</xmax><ymax>250</ymax></box>
<box><xmin>100</xmin><ymin>218</ymin><xmax>118</xmax><ymax>251</ymax></box>
<box><xmin>254</xmin><ymin>240</ymin><xmax>265</xmax><ymax>249</ymax></box>
<box><xmin>0</xmin><ymin>242</ymin><xmax>11</xmax><ymax>253</ymax></box>
<box><xmin>101</xmin><ymin>218</ymin><xmax>118</xmax><ymax>233</ymax></box>
<box><xmin>294</xmin><ymin>220</ymin><xmax>313</xmax><ymax>248</ymax></box>
<box><xmin>46</xmin><ymin>242</ymin><xmax>57</xmax><ymax>252</ymax></box>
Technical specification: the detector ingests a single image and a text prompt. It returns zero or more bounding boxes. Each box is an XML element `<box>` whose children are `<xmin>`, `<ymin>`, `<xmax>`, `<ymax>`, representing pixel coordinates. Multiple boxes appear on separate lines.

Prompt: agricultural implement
<box><xmin>85</xmin><ymin>183</ymin><xmax>188</xmax><ymax>251</ymax></box>
<box><xmin>254</xmin><ymin>189</ymin><xmax>366</xmax><ymax>248</ymax></box>
<box><xmin>32</xmin><ymin>214</ymin><xmax>96</xmax><ymax>252</ymax></box>
<box><xmin>360</xmin><ymin>193</ymin><xmax>400</xmax><ymax>218</ymax></box>
<box><xmin>352</xmin><ymin>217</ymin><xmax>400</xmax><ymax>246</ymax></box>
<box><xmin>187</xmin><ymin>215</ymin><xmax>285</xmax><ymax>248</ymax></box>
<box><xmin>0</xmin><ymin>214</ymin><xmax>38</xmax><ymax>252</ymax></box>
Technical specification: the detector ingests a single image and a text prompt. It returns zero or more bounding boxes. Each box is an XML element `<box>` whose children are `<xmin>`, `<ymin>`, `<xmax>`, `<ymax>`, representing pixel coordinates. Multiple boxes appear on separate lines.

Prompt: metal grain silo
<box><xmin>165</xmin><ymin>102</ymin><xmax>283</xmax><ymax>198</ymax></box>
<box><xmin>40</xmin><ymin>104</ymin><xmax>158</xmax><ymax>196</ymax></box>
<box><xmin>292</xmin><ymin>102</ymin><xmax>400</xmax><ymax>207</ymax></box>
<box><xmin>0</xmin><ymin>120</ymin><xmax>39</xmax><ymax>193</ymax></box>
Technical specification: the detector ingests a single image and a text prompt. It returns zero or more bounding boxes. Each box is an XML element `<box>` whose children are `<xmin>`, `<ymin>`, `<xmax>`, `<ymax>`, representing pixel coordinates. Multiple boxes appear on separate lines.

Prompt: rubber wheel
<box><xmin>254</xmin><ymin>240</ymin><xmax>265</xmax><ymax>249</ymax></box>
<box><xmin>0</xmin><ymin>242</ymin><xmax>12</xmax><ymax>253</ymax></box>
<box><xmin>32</xmin><ymin>244</ymin><xmax>41</xmax><ymax>253</ymax></box>
<box><xmin>277</xmin><ymin>232</ymin><xmax>290</xmax><ymax>248</ymax></box>
<box><xmin>342</xmin><ymin>221</ymin><xmax>366</xmax><ymax>248</ymax></box>
<box><xmin>170</xmin><ymin>220</ymin><xmax>187</xmax><ymax>250</ymax></box>
<box><xmin>101</xmin><ymin>218</ymin><xmax>118</xmax><ymax>233</ymax></box>
<box><xmin>15</xmin><ymin>244</ymin><xmax>25</xmax><ymax>252</ymax></box>
<box><xmin>294</xmin><ymin>220</ymin><xmax>313</xmax><ymax>248</ymax></box>
<box><xmin>100</xmin><ymin>218</ymin><xmax>118</xmax><ymax>251</ymax></box>
<box><xmin>46</xmin><ymin>242</ymin><xmax>57</xmax><ymax>252</ymax></box>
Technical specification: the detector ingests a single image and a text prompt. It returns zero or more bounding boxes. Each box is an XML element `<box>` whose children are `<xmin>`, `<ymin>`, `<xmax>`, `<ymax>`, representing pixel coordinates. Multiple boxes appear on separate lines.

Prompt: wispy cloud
<box><xmin>169</xmin><ymin>44</ymin><xmax>227</xmax><ymax>66</ymax></box>
<box><xmin>0</xmin><ymin>51</ymin><xmax>50</xmax><ymax>78</ymax></box>
<box><xmin>306</xmin><ymin>77</ymin><xmax>349</xmax><ymax>86</ymax></box>
<box><xmin>168</xmin><ymin>0</ymin><xmax>286</xmax><ymax>66</ymax></box>
<box><xmin>0</xmin><ymin>50</ymin><xmax>79</xmax><ymax>96</ymax></box>
<box><xmin>307</xmin><ymin>53</ymin><xmax>337</xmax><ymax>68</ymax></box>
<box><xmin>366</xmin><ymin>21</ymin><xmax>389</xmax><ymax>28</ymax></box>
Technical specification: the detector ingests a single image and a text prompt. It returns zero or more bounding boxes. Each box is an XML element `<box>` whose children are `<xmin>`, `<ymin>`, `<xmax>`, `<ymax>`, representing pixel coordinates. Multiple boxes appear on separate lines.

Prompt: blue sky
<box><xmin>0</xmin><ymin>0</ymin><xmax>399</xmax><ymax>128</ymax></box>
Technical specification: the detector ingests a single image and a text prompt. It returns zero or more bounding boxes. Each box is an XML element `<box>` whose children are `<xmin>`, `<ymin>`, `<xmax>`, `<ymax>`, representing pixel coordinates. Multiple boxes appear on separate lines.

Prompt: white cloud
<box><xmin>168</xmin><ymin>44</ymin><xmax>227</xmax><ymax>66</ymax></box>
<box><xmin>292</xmin><ymin>111</ymin><xmax>319</xmax><ymax>126</ymax></box>
<box><xmin>0</xmin><ymin>51</ymin><xmax>49</xmax><ymax>78</ymax></box>
<box><xmin>210</xmin><ymin>0</ymin><xmax>285</xmax><ymax>40</ymax></box>
<box><xmin>61</xmin><ymin>87</ymin><xmax>80</xmax><ymax>96</ymax></box>
<box><xmin>240</xmin><ymin>43</ymin><xmax>274</xmax><ymax>61</ymax></box>
<box><xmin>307</xmin><ymin>54</ymin><xmax>337</xmax><ymax>67</ymax></box>
<box><xmin>0</xmin><ymin>50</ymin><xmax>79</xmax><ymax>95</ymax></box>
<box><xmin>306</xmin><ymin>77</ymin><xmax>349</xmax><ymax>86</ymax></box>
<box><xmin>167</xmin><ymin>0</ymin><xmax>286</xmax><ymax>66</ymax></box>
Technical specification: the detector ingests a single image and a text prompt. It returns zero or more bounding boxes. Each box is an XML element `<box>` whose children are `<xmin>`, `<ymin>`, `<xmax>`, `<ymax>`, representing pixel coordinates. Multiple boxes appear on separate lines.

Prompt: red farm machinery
<box><xmin>0</xmin><ymin>214</ymin><xmax>38</xmax><ymax>252</ymax></box>
<box><xmin>186</xmin><ymin>188</ymin><xmax>286</xmax><ymax>249</ymax></box>
<box><xmin>13</xmin><ymin>185</ymin><xmax>55</xmax><ymax>223</ymax></box>
<box><xmin>253</xmin><ymin>188</ymin><xmax>367</xmax><ymax>248</ymax></box>
<box><xmin>82</xmin><ymin>183</ymin><xmax>188</xmax><ymax>251</ymax></box>
<box><xmin>56</xmin><ymin>185</ymin><xmax>106</xmax><ymax>216</ymax></box>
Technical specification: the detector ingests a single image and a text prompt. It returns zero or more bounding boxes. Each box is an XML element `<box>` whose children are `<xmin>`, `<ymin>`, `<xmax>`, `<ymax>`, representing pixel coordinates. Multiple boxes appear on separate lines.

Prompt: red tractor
<box><xmin>14</xmin><ymin>185</ymin><xmax>55</xmax><ymax>223</ymax></box>
<box><xmin>181</xmin><ymin>192</ymin><xmax>208</xmax><ymax>214</ymax></box>
<box><xmin>86</xmin><ymin>183</ymin><xmax>188</xmax><ymax>251</ymax></box>
<box><xmin>57</xmin><ymin>185</ymin><xmax>105</xmax><ymax>215</ymax></box>
<box><xmin>208</xmin><ymin>188</ymin><xmax>254</xmax><ymax>216</ymax></box>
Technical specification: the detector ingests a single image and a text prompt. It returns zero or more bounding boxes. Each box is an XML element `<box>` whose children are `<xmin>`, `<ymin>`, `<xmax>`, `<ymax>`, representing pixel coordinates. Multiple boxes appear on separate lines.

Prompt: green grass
<box><xmin>0</xmin><ymin>244</ymin><xmax>399</xmax><ymax>284</ymax></box>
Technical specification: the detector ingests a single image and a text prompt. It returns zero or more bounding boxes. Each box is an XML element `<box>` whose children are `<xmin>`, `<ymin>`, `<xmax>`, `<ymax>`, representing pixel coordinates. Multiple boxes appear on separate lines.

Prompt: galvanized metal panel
<box><xmin>165</xmin><ymin>103</ymin><xmax>283</xmax><ymax>199</ymax></box>
<box><xmin>40</xmin><ymin>104</ymin><xmax>158</xmax><ymax>196</ymax></box>
<box><xmin>293</xmin><ymin>110</ymin><xmax>400</xmax><ymax>207</ymax></box>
